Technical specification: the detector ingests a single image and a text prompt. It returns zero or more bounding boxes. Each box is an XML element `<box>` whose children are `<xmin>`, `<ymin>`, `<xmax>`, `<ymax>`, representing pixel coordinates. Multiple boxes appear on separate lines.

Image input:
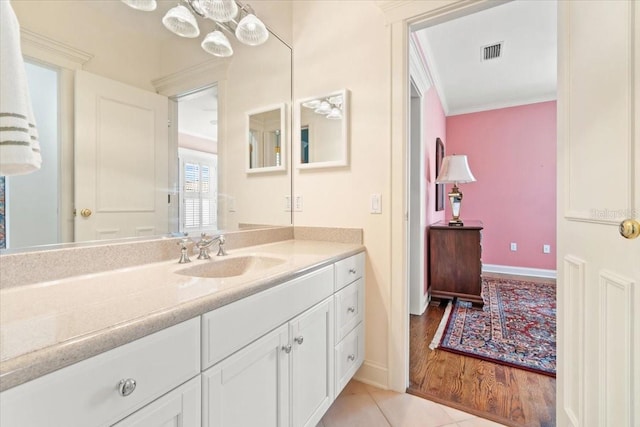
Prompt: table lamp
<box><xmin>435</xmin><ymin>154</ymin><xmax>476</xmax><ymax>226</ymax></box>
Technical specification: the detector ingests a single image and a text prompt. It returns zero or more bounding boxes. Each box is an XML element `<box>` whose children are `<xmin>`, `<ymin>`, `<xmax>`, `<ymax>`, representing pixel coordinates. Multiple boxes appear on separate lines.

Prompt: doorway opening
<box><xmin>406</xmin><ymin>1</ymin><xmax>558</xmax><ymax>425</ymax></box>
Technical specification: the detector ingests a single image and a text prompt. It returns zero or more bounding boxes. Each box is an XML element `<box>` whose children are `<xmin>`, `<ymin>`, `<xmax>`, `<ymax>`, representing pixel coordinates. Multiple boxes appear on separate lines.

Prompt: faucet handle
<box><xmin>177</xmin><ymin>238</ymin><xmax>191</xmax><ymax>264</ymax></box>
<box><xmin>217</xmin><ymin>234</ymin><xmax>227</xmax><ymax>256</ymax></box>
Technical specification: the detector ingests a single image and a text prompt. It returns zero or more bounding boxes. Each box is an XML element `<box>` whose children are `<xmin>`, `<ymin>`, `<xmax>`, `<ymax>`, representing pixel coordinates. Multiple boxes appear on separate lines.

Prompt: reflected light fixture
<box><xmin>435</xmin><ymin>154</ymin><xmax>476</xmax><ymax>226</ymax></box>
<box><xmin>303</xmin><ymin>94</ymin><xmax>344</xmax><ymax>120</ymax></box>
<box><xmin>120</xmin><ymin>0</ymin><xmax>157</xmax><ymax>11</ymax></box>
<box><xmin>122</xmin><ymin>0</ymin><xmax>269</xmax><ymax>57</ymax></box>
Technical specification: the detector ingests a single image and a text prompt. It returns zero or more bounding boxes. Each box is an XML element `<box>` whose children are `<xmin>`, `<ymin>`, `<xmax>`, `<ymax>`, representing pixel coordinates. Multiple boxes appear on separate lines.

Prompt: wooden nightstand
<box><xmin>429</xmin><ymin>220</ymin><xmax>483</xmax><ymax>307</ymax></box>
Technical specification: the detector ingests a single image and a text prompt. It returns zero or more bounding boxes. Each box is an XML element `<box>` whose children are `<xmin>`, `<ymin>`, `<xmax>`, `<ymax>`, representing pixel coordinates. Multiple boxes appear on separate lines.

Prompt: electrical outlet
<box><xmin>284</xmin><ymin>195</ymin><xmax>291</xmax><ymax>212</ymax></box>
<box><xmin>294</xmin><ymin>195</ymin><xmax>303</xmax><ymax>212</ymax></box>
<box><xmin>543</xmin><ymin>244</ymin><xmax>551</xmax><ymax>254</ymax></box>
<box><xmin>510</xmin><ymin>242</ymin><xmax>517</xmax><ymax>252</ymax></box>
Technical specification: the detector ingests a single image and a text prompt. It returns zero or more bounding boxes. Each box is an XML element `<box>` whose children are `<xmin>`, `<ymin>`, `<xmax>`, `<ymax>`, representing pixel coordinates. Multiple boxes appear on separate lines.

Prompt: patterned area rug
<box><xmin>437</xmin><ymin>277</ymin><xmax>556</xmax><ymax>377</ymax></box>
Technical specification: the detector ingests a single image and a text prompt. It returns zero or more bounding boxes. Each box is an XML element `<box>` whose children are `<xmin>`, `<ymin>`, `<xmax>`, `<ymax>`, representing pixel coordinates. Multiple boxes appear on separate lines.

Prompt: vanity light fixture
<box><xmin>303</xmin><ymin>94</ymin><xmax>344</xmax><ymax>120</ymax></box>
<box><xmin>435</xmin><ymin>154</ymin><xmax>476</xmax><ymax>226</ymax></box>
<box><xmin>121</xmin><ymin>0</ymin><xmax>269</xmax><ymax>57</ymax></box>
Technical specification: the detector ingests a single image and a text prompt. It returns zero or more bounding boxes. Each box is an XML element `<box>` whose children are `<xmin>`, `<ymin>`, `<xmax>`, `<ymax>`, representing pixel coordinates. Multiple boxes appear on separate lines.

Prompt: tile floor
<box><xmin>318</xmin><ymin>380</ymin><xmax>506</xmax><ymax>427</ymax></box>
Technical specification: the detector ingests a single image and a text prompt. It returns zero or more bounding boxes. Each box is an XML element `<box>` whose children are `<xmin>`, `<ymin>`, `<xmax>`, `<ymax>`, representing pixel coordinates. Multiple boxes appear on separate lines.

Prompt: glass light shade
<box><xmin>121</xmin><ymin>0</ymin><xmax>157</xmax><ymax>11</ymax></box>
<box><xmin>199</xmin><ymin>0</ymin><xmax>238</xmax><ymax>22</ymax></box>
<box><xmin>314</xmin><ymin>101</ymin><xmax>331</xmax><ymax>115</ymax></box>
<box><xmin>302</xmin><ymin>100</ymin><xmax>321</xmax><ymax>109</ymax></box>
<box><xmin>162</xmin><ymin>5</ymin><xmax>200</xmax><ymax>38</ymax></box>
<box><xmin>435</xmin><ymin>155</ymin><xmax>476</xmax><ymax>184</ymax></box>
<box><xmin>235</xmin><ymin>14</ymin><xmax>269</xmax><ymax>46</ymax></box>
<box><xmin>201</xmin><ymin>31</ymin><xmax>233</xmax><ymax>57</ymax></box>
<box><xmin>326</xmin><ymin>107</ymin><xmax>342</xmax><ymax>120</ymax></box>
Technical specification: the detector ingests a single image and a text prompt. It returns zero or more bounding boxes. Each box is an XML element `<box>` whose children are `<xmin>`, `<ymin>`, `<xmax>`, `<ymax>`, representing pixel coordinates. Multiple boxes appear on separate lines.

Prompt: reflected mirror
<box><xmin>247</xmin><ymin>104</ymin><xmax>286</xmax><ymax>173</ymax></box>
<box><xmin>297</xmin><ymin>89</ymin><xmax>349</xmax><ymax>169</ymax></box>
<box><xmin>1</xmin><ymin>0</ymin><xmax>292</xmax><ymax>251</ymax></box>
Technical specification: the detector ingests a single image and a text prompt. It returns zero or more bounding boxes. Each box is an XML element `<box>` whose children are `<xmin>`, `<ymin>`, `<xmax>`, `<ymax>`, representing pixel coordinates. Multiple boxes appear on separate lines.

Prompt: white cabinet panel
<box><xmin>334</xmin><ymin>323</ymin><xmax>365</xmax><ymax>397</ymax></box>
<box><xmin>112</xmin><ymin>376</ymin><xmax>201</xmax><ymax>427</ymax></box>
<box><xmin>334</xmin><ymin>278</ymin><xmax>364</xmax><ymax>342</ymax></box>
<box><xmin>334</xmin><ymin>252</ymin><xmax>364</xmax><ymax>291</ymax></box>
<box><xmin>290</xmin><ymin>298</ymin><xmax>334</xmax><ymax>427</ymax></box>
<box><xmin>202</xmin><ymin>324</ymin><xmax>290</xmax><ymax>427</ymax></box>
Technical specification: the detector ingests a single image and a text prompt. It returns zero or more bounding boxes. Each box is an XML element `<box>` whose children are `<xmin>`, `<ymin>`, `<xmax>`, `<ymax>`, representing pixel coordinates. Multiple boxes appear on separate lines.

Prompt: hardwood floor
<box><xmin>408</xmin><ymin>276</ymin><xmax>556</xmax><ymax>427</ymax></box>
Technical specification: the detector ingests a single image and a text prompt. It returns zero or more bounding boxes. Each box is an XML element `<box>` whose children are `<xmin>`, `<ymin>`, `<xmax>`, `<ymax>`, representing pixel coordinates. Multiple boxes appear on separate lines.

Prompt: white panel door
<box><xmin>75</xmin><ymin>70</ymin><xmax>168</xmax><ymax>242</ymax></box>
<box><xmin>112</xmin><ymin>376</ymin><xmax>201</xmax><ymax>427</ymax></box>
<box><xmin>290</xmin><ymin>298</ymin><xmax>334</xmax><ymax>427</ymax></box>
<box><xmin>557</xmin><ymin>2</ymin><xmax>640</xmax><ymax>427</ymax></box>
<box><xmin>202</xmin><ymin>324</ymin><xmax>290</xmax><ymax>427</ymax></box>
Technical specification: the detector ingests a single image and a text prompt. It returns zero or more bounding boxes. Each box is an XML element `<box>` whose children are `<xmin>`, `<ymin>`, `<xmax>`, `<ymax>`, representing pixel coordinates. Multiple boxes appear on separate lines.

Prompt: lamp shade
<box><xmin>121</xmin><ymin>0</ymin><xmax>157</xmax><ymax>11</ymax></box>
<box><xmin>201</xmin><ymin>31</ymin><xmax>233</xmax><ymax>57</ymax></box>
<box><xmin>235</xmin><ymin>14</ymin><xmax>269</xmax><ymax>46</ymax></box>
<box><xmin>162</xmin><ymin>5</ymin><xmax>200</xmax><ymax>38</ymax></box>
<box><xmin>435</xmin><ymin>155</ymin><xmax>476</xmax><ymax>184</ymax></box>
<box><xmin>199</xmin><ymin>0</ymin><xmax>238</xmax><ymax>22</ymax></box>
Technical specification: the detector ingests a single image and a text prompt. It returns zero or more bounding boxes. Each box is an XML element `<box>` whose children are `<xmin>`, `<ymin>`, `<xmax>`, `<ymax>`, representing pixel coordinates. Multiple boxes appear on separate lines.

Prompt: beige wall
<box><xmin>292</xmin><ymin>0</ymin><xmax>392</xmax><ymax>386</ymax></box>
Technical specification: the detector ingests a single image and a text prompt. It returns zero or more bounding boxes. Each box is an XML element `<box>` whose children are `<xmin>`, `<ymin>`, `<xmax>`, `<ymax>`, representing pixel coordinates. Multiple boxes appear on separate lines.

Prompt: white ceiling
<box><xmin>412</xmin><ymin>0</ymin><xmax>557</xmax><ymax>116</ymax></box>
<box><xmin>178</xmin><ymin>86</ymin><xmax>218</xmax><ymax>150</ymax></box>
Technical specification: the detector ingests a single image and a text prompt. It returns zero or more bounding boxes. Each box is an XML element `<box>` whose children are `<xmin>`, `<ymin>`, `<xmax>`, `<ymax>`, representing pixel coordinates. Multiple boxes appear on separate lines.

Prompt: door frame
<box><xmin>383</xmin><ymin>0</ymin><xmax>515</xmax><ymax>392</ymax></box>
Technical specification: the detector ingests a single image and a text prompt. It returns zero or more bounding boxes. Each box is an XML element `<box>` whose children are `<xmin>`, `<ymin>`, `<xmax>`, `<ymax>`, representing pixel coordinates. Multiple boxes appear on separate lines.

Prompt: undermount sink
<box><xmin>175</xmin><ymin>256</ymin><xmax>286</xmax><ymax>279</ymax></box>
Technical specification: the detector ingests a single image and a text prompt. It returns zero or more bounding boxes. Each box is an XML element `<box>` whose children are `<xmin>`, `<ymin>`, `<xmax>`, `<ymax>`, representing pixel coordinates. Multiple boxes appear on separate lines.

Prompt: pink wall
<box><xmin>423</xmin><ymin>87</ymin><xmax>447</xmax><ymax>292</ymax></box>
<box><xmin>445</xmin><ymin>101</ymin><xmax>557</xmax><ymax>270</ymax></box>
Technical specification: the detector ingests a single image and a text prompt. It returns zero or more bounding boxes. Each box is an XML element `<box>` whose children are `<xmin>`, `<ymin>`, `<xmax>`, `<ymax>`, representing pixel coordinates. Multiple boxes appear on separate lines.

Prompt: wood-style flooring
<box><xmin>408</xmin><ymin>275</ymin><xmax>556</xmax><ymax>427</ymax></box>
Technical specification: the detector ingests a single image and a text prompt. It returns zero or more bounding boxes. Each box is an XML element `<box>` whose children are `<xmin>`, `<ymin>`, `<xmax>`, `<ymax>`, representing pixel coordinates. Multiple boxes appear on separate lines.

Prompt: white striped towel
<box><xmin>0</xmin><ymin>0</ymin><xmax>41</xmax><ymax>176</ymax></box>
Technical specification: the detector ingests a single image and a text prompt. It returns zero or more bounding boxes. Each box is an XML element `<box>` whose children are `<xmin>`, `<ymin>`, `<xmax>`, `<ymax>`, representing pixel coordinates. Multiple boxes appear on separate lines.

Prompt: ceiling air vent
<box><xmin>482</xmin><ymin>42</ymin><xmax>503</xmax><ymax>61</ymax></box>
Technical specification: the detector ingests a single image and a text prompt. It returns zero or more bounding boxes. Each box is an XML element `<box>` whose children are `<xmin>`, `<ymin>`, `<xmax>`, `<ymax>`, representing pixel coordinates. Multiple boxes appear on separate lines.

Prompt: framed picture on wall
<box><xmin>435</xmin><ymin>138</ymin><xmax>445</xmax><ymax>211</ymax></box>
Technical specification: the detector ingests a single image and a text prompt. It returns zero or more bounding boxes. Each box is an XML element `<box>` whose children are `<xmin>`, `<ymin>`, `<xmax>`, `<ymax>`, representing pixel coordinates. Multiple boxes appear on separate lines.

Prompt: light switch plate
<box><xmin>284</xmin><ymin>195</ymin><xmax>291</xmax><ymax>212</ymax></box>
<box><xmin>294</xmin><ymin>195</ymin><xmax>303</xmax><ymax>212</ymax></box>
<box><xmin>371</xmin><ymin>194</ymin><xmax>382</xmax><ymax>214</ymax></box>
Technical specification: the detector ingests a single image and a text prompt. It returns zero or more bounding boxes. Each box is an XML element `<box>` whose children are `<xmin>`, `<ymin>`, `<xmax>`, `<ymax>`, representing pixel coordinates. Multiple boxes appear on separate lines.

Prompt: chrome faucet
<box><xmin>196</xmin><ymin>233</ymin><xmax>227</xmax><ymax>259</ymax></box>
<box><xmin>177</xmin><ymin>238</ymin><xmax>192</xmax><ymax>264</ymax></box>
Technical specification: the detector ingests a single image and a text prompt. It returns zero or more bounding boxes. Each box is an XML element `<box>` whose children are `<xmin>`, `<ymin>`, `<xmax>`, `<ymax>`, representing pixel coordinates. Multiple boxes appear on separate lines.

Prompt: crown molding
<box><xmin>409</xmin><ymin>34</ymin><xmax>432</xmax><ymax>96</ymax></box>
<box><xmin>152</xmin><ymin>59</ymin><xmax>231</xmax><ymax>96</ymax></box>
<box><xmin>20</xmin><ymin>28</ymin><xmax>93</xmax><ymax>70</ymax></box>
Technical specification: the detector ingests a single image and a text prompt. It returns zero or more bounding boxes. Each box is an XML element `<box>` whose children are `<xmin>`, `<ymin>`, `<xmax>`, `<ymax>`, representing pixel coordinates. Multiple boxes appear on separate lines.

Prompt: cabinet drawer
<box><xmin>334</xmin><ymin>252</ymin><xmax>365</xmax><ymax>291</ymax></box>
<box><xmin>334</xmin><ymin>278</ymin><xmax>364</xmax><ymax>342</ymax></box>
<box><xmin>334</xmin><ymin>322</ymin><xmax>364</xmax><ymax>397</ymax></box>
<box><xmin>202</xmin><ymin>265</ymin><xmax>334</xmax><ymax>369</ymax></box>
<box><xmin>0</xmin><ymin>318</ymin><xmax>200</xmax><ymax>427</ymax></box>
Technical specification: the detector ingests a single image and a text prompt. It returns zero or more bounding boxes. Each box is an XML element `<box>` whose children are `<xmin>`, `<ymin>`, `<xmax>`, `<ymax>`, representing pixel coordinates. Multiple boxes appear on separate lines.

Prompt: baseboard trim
<box><xmin>354</xmin><ymin>360</ymin><xmax>388</xmax><ymax>390</ymax></box>
<box><xmin>483</xmin><ymin>264</ymin><xmax>557</xmax><ymax>279</ymax></box>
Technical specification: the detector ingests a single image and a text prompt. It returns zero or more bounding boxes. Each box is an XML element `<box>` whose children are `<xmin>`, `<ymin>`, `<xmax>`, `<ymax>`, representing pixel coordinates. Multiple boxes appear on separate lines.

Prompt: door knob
<box><xmin>619</xmin><ymin>218</ymin><xmax>640</xmax><ymax>239</ymax></box>
<box><xmin>80</xmin><ymin>208</ymin><xmax>92</xmax><ymax>218</ymax></box>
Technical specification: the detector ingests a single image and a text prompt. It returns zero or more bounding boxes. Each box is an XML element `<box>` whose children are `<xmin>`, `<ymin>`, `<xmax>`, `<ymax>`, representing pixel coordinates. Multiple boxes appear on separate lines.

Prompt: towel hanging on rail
<box><xmin>0</xmin><ymin>0</ymin><xmax>42</xmax><ymax>176</ymax></box>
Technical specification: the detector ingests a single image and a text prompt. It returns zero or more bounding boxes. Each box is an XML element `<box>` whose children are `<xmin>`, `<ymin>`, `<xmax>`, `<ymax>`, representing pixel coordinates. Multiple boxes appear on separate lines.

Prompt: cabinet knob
<box><xmin>347</xmin><ymin>354</ymin><xmax>356</xmax><ymax>362</ymax></box>
<box><xmin>348</xmin><ymin>268</ymin><xmax>357</xmax><ymax>274</ymax></box>
<box><xmin>294</xmin><ymin>336</ymin><xmax>304</xmax><ymax>345</ymax></box>
<box><xmin>281</xmin><ymin>344</ymin><xmax>292</xmax><ymax>354</ymax></box>
<box><xmin>117</xmin><ymin>378</ymin><xmax>137</xmax><ymax>397</ymax></box>
<box><xmin>347</xmin><ymin>306</ymin><xmax>356</xmax><ymax>313</ymax></box>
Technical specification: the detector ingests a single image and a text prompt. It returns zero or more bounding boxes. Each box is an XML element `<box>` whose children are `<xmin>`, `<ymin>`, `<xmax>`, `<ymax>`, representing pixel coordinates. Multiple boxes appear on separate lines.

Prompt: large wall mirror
<box><xmin>247</xmin><ymin>104</ymin><xmax>286</xmax><ymax>173</ymax></box>
<box><xmin>1</xmin><ymin>0</ymin><xmax>292</xmax><ymax>251</ymax></box>
<box><xmin>297</xmin><ymin>89</ymin><xmax>349</xmax><ymax>169</ymax></box>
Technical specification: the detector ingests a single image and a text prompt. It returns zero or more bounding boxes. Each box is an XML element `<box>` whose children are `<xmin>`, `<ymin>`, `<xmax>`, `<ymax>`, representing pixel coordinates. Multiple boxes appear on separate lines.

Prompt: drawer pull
<box><xmin>281</xmin><ymin>344</ymin><xmax>292</xmax><ymax>354</ymax></box>
<box><xmin>294</xmin><ymin>336</ymin><xmax>304</xmax><ymax>345</ymax></box>
<box><xmin>117</xmin><ymin>378</ymin><xmax>137</xmax><ymax>397</ymax></box>
<box><xmin>348</xmin><ymin>268</ymin><xmax>357</xmax><ymax>274</ymax></box>
<box><xmin>347</xmin><ymin>354</ymin><xmax>356</xmax><ymax>362</ymax></box>
<box><xmin>347</xmin><ymin>306</ymin><xmax>356</xmax><ymax>314</ymax></box>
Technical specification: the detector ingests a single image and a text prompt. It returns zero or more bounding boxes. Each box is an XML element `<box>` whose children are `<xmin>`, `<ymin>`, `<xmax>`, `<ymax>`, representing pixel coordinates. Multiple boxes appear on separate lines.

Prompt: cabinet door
<box><xmin>112</xmin><ymin>376</ymin><xmax>200</xmax><ymax>427</ymax></box>
<box><xmin>202</xmin><ymin>324</ymin><xmax>290</xmax><ymax>427</ymax></box>
<box><xmin>290</xmin><ymin>298</ymin><xmax>334</xmax><ymax>427</ymax></box>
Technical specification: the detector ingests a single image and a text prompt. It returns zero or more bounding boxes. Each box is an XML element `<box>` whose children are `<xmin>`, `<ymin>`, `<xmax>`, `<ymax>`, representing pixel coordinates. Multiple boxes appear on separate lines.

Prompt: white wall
<box><xmin>292</xmin><ymin>1</ymin><xmax>392</xmax><ymax>386</ymax></box>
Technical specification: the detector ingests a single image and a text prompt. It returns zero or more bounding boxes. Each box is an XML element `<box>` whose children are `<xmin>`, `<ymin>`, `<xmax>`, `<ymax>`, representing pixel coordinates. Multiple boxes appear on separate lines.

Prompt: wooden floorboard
<box><xmin>408</xmin><ymin>276</ymin><xmax>556</xmax><ymax>427</ymax></box>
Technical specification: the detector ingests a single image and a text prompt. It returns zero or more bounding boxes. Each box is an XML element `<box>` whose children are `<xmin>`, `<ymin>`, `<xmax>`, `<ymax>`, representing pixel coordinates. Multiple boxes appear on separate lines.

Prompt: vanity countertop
<box><xmin>0</xmin><ymin>239</ymin><xmax>364</xmax><ymax>392</ymax></box>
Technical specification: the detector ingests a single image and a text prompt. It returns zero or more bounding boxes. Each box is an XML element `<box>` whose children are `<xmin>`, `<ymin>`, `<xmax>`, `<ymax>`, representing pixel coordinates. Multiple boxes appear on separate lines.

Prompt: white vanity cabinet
<box><xmin>0</xmin><ymin>318</ymin><xmax>201</xmax><ymax>427</ymax></box>
<box><xmin>201</xmin><ymin>266</ymin><xmax>336</xmax><ymax>427</ymax></box>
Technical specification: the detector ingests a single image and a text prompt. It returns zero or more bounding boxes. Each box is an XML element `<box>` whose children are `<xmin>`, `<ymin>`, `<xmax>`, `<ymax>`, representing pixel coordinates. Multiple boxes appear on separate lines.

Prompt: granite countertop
<box><xmin>0</xmin><ymin>239</ymin><xmax>364</xmax><ymax>392</ymax></box>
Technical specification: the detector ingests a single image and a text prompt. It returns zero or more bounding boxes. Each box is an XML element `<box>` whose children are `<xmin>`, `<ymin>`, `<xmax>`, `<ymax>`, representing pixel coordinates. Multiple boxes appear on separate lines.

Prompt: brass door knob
<box><xmin>80</xmin><ymin>208</ymin><xmax>92</xmax><ymax>218</ymax></box>
<box><xmin>619</xmin><ymin>218</ymin><xmax>640</xmax><ymax>239</ymax></box>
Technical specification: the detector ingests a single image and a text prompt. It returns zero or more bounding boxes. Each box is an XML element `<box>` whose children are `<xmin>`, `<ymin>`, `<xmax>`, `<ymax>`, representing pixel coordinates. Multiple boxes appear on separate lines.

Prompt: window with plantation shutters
<box><xmin>179</xmin><ymin>148</ymin><xmax>217</xmax><ymax>233</ymax></box>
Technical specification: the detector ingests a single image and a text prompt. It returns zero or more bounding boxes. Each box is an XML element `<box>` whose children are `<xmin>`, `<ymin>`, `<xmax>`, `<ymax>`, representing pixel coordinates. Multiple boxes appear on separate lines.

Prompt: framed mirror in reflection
<box><xmin>297</xmin><ymin>89</ymin><xmax>349</xmax><ymax>169</ymax></box>
<box><xmin>247</xmin><ymin>104</ymin><xmax>286</xmax><ymax>173</ymax></box>
<box><xmin>0</xmin><ymin>0</ymin><xmax>292</xmax><ymax>251</ymax></box>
